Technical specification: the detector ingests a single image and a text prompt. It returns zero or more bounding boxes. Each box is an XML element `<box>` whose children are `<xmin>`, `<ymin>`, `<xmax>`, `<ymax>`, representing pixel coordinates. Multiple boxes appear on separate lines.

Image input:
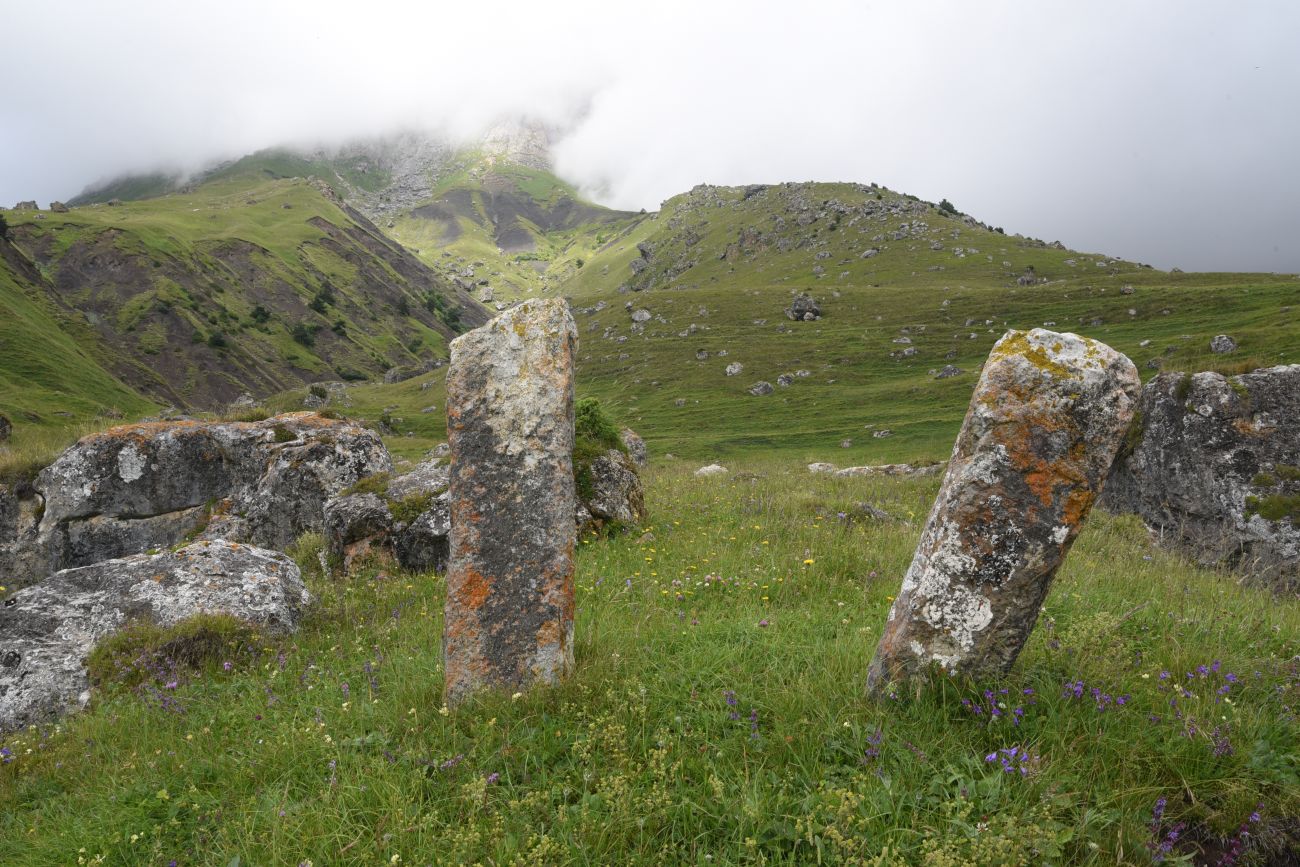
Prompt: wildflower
<box><xmin>757</xmin><ymin>619</ymin><xmax>769</xmax><ymax>628</ymax></box>
<box><xmin>486</xmin><ymin>772</ymin><xmax>500</xmax><ymax>784</ymax></box>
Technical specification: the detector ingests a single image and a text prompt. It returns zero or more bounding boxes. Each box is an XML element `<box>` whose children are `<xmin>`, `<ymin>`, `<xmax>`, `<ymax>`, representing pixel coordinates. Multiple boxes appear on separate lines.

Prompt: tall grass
<box><xmin>2</xmin><ymin>460</ymin><xmax>1296</xmax><ymax>865</ymax></box>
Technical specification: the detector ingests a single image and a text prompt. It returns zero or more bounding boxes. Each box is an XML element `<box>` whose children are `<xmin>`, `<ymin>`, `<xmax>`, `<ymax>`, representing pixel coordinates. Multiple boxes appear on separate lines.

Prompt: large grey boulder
<box><xmin>386</xmin><ymin>458</ymin><xmax>450</xmax><ymax>501</ymax></box>
<box><xmin>866</xmin><ymin>329</ymin><xmax>1140</xmax><ymax>694</ymax></box>
<box><xmin>0</xmin><ymin>540</ymin><xmax>311</xmax><ymax>733</ymax></box>
<box><xmin>443</xmin><ymin>299</ymin><xmax>578</xmax><ymax>706</ymax></box>
<box><xmin>26</xmin><ymin>413</ymin><xmax>390</xmax><ymax>582</ymax></box>
<box><xmin>785</xmin><ymin>293</ymin><xmax>821</xmax><ymax>321</ymax></box>
<box><xmin>1103</xmin><ymin>364</ymin><xmax>1300</xmax><ymax>585</ymax></box>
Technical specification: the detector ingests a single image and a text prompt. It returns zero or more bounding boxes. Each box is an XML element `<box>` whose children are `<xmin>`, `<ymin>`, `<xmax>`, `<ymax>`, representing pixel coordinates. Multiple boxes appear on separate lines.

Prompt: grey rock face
<box><xmin>866</xmin><ymin>329</ymin><xmax>1140</xmax><ymax>694</ymax></box>
<box><xmin>394</xmin><ymin>496</ymin><xmax>451</xmax><ymax>574</ymax></box>
<box><xmin>1210</xmin><ymin>334</ymin><xmax>1238</xmax><ymax>354</ymax></box>
<box><xmin>386</xmin><ymin>458</ymin><xmax>450</xmax><ymax>501</ymax></box>
<box><xmin>443</xmin><ymin>299</ymin><xmax>578</xmax><ymax>706</ymax></box>
<box><xmin>27</xmin><ymin>414</ymin><xmax>391</xmax><ymax>581</ymax></box>
<box><xmin>323</xmin><ymin>493</ymin><xmax>393</xmax><ymax>566</ymax></box>
<box><xmin>620</xmin><ymin>428</ymin><xmax>648</xmax><ymax>467</ymax></box>
<box><xmin>582</xmin><ymin>449</ymin><xmax>646</xmax><ymax>530</ymax></box>
<box><xmin>0</xmin><ymin>540</ymin><xmax>311</xmax><ymax>733</ymax></box>
<box><xmin>1103</xmin><ymin>364</ymin><xmax>1300</xmax><ymax>584</ymax></box>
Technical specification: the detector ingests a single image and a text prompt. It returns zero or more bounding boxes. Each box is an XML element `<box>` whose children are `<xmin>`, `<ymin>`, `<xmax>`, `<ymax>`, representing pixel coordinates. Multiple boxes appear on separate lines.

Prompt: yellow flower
<box><xmin>803</xmin><ymin>559</ymin><xmax>815</xmax><ymax>565</ymax></box>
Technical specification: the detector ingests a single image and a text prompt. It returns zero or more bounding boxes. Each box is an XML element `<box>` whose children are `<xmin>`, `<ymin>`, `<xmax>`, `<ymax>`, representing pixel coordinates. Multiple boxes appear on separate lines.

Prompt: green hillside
<box><xmin>297</xmin><ymin>181</ymin><xmax>1298</xmax><ymax>468</ymax></box>
<box><xmin>0</xmin><ymin>175</ymin><xmax>486</xmax><ymax>419</ymax></box>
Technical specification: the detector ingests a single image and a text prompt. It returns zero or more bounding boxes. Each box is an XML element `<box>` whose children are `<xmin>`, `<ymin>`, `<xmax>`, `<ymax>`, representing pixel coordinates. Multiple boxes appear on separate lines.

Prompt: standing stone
<box><xmin>443</xmin><ymin>298</ymin><xmax>577</xmax><ymax>706</ymax></box>
<box><xmin>866</xmin><ymin>329</ymin><xmax>1139</xmax><ymax>694</ymax></box>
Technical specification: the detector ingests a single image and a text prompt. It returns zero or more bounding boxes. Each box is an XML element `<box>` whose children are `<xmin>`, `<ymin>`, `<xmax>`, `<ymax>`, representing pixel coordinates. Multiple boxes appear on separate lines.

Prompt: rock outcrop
<box><xmin>620</xmin><ymin>428</ymin><xmax>648</xmax><ymax>467</ymax></box>
<box><xmin>579</xmin><ymin>449</ymin><xmax>645</xmax><ymax>533</ymax></box>
<box><xmin>785</xmin><ymin>293</ymin><xmax>821</xmax><ymax>321</ymax></box>
<box><xmin>1103</xmin><ymin>365</ymin><xmax>1300</xmax><ymax>585</ymax></box>
<box><xmin>866</xmin><ymin>329</ymin><xmax>1140</xmax><ymax>693</ymax></box>
<box><xmin>21</xmin><ymin>413</ymin><xmax>390</xmax><ymax>584</ymax></box>
<box><xmin>442</xmin><ymin>299</ymin><xmax>578</xmax><ymax>706</ymax></box>
<box><xmin>0</xmin><ymin>540</ymin><xmax>311</xmax><ymax>733</ymax></box>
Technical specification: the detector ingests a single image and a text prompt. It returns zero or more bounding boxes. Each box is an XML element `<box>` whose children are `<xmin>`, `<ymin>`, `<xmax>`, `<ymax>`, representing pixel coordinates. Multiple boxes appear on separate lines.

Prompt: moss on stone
<box><xmin>1251</xmin><ymin>472</ymin><xmax>1278</xmax><ymax>488</ymax></box>
<box><xmin>1245</xmin><ymin>493</ymin><xmax>1300</xmax><ymax>523</ymax></box>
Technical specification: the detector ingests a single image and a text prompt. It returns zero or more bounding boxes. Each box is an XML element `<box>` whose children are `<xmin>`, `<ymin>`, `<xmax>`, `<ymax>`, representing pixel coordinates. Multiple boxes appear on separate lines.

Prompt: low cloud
<box><xmin>2</xmin><ymin>0</ymin><xmax>1297</xmax><ymax>271</ymax></box>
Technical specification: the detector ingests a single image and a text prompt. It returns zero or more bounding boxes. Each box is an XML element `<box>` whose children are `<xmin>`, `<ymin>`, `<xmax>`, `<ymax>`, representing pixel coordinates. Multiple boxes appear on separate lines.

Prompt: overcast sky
<box><xmin>2</xmin><ymin>0</ymin><xmax>1297</xmax><ymax>272</ymax></box>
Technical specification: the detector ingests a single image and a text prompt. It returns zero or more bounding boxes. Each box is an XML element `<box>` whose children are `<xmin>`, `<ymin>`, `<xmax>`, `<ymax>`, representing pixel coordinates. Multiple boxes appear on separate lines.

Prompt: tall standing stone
<box><xmin>443</xmin><ymin>298</ymin><xmax>578</xmax><ymax>706</ymax></box>
<box><xmin>866</xmin><ymin>329</ymin><xmax>1139</xmax><ymax>694</ymax></box>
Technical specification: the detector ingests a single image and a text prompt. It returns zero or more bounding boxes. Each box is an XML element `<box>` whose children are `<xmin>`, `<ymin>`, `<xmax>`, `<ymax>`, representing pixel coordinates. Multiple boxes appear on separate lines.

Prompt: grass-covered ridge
<box><xmin>1</xmin><ymin>462</ymin><xmax>1296</xmax><ymax>864</ymax></box>
<box><xmin>0</xmin><ymin>175</ymin><xmax>485</xmax><ymax>420</ymax></box>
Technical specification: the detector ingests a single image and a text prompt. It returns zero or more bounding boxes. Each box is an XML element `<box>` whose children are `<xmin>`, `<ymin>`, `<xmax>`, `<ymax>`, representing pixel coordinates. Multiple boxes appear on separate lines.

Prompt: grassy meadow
<box><xmin>2</xmin><ymin>462</ymin><xmax>1297</xmax><ymax>865</ymax></box>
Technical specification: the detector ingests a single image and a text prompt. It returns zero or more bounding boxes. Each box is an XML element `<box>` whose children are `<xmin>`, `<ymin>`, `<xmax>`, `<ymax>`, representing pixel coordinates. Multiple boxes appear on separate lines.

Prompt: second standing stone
<box><xmin>443</xmin><ymin>298</ymin><xmax>578</xmax><ymax>707</ymax></box>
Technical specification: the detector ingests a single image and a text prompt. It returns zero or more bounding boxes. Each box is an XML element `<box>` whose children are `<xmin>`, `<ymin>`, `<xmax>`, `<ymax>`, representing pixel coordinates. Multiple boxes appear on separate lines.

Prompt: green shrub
<box><xmin>271</xmin><ymin>424</ymin><xmax>295</xmax><ymax>443</ymax></box>
<box><xmin>291</xmin><ymin>321</ymin><xmax>317</xmax><ymax>347</ymax></box>
<box><xmin>1276</xmin><ymin>464</ymin><xmax>1300</xmax><ymax>482</ymax></box>
<box><xmin>390</xmin><ymin>492</ymin><xmax>434</xmax><ymax>525</ymax></box>
<box><xmin>340</xmin><ymin>472</ymin><xmax>392</xmax><ymax>498</ymax></box>
<box><xmin>573</xmin><ymin>397</ymin><xmax>626</xmax><ymax>502</ymax></box>
<box><xmin>309</xmin><ymin>384</ymin><xmax>328</xmax><ymax>400</ymax></box>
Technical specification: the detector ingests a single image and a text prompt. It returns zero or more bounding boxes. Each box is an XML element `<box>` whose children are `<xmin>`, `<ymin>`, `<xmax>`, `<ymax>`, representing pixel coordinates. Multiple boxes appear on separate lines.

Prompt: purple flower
<box><xmin>486</xmin><ymin>772</ymin><xmax>500</xmax><ymax>784</ymax></box>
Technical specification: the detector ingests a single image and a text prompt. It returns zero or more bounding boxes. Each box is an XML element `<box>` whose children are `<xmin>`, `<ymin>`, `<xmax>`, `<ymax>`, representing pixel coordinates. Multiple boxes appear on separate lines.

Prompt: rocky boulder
<box><xmin>1103</xmin><ymin>364</ymin><xmax>1300</xmax><ymax>585</ymax></box>
<box><xmin>26</xmin><ymin>413</ymin><xmax>390</xmax><ymax>583</ymax></box>
<box><xmin>393</xmin><ymin>495</ymin><xmax>451</xmax><ymax>573</ymax></box>
<box><xmin>785</xmin><ymin>293</ymin><xmax>821</xmax><ymax>321</ymax></box>
<box><xmin>620</xmin><ymin>428</ymin><xmax>648</xmax><ymax>467</ymax></box>
<box><xmin>323</xmin><ymin>493</ymin><xmax>393</xmax><ymax>568</ymax></box>
<box><xmin>579</xmin><ymin>450</ymin><xmax>645</xmax><ymax>533</ymax></box>
<box><xmin>0</xmin><ymin>412</ymin><xmax>11</xmax><ymax>442</ymax></box>
<box><xmin>1210</xmin><ymin>334</ymin><xmax>1238</xmax><ymax>354</ymax></box>
<box><xmin>0</xmin><ymin>540</ymin><xmax>311</xmax><ymax>733</ymax></box>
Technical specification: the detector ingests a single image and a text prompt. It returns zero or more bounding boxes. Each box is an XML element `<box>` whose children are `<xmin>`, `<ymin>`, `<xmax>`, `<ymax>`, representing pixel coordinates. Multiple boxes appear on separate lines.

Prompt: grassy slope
<box><xmin>295</xmin><ymin>182</ymin><xmax>1299</xmax><ymax>468</ymax></box>
<box><xmin>1</xmin><ymin>175</ymin><xmax>481</xmax><ymax>418</ymax></box>
<box><xmin>388</xmin><ymin>160</ymin><xmax>647</xmax><ymax>302</ymax></box>
<box><xmin>1</xmin><ymin>464</ymin><xmax>1296</xmax><ymax>864</ymax></box>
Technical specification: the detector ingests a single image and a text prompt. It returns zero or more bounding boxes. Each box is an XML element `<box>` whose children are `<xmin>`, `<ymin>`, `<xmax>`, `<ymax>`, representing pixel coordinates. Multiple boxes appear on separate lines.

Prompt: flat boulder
<box><xmin>1103</xmin><ymin>364</ymin><xmax>1300</xmax><ymax>585</ymax></box>
<box><xmin>0</xmin><ymin>540</ymin><xmax>311</xmax><ymax>733</ymax></box>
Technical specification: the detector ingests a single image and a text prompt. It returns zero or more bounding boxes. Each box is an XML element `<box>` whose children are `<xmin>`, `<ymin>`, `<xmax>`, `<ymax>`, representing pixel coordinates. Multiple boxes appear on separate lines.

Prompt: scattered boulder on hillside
<box><xmin>785</xmin><ymin>293</ymin><xmax>821</xmax><ymax>321</ymax></box>
<box><xmin>13</xmin><ymin>200</ymin><xmax>37</xmax><ymax>210</ymax></box>
<box><xmin>866</xmin><ymin>329</ymin><xmax>1140</xmax><ymax>694</ymax></box>
<box><xmin>22</xmin><ymin>413</ymin><xmax>391</xmax><ymax>585</ymax></box>
<box><xmin>695</xmin><ymin>464</ymin><xmax>728</xmax><ymax>477</ymax></box>
<box><xmin>695</xmin><ymin>349</ymin><xmax>710</xmax><ymax>361</ymax></box>
<box><xmin>832</xmin><ymin>462</ymin><xmax>946</xmax><ymax>478</ymax></box>
<box><xmin>620</xmin><ymin>428</ymin><xmax>648</xmax><ymax>467</ymax></box>
<box><xmin>860</xmin><ymin>248</ymin><xmax>879</xmax><ymax>259</ymax></box>
<box><xmin>48</xmin><ymin>201</ymin><xmax>69</xmax><ymax>213</ymax></box>
<box><xmin>1103</xmin><ymin>364</ymin><xmax>1300</xmax><ymax>585</ymax></box>
<box><xmin>777</xmin><ymin>373</ymin><xmax>794</xmax><ymax>387</ymax></box>
<box><xmin>935</xmin><ymin>365</ymin><xmax>963</xmax><ymax>379</ymax></box>
<box><xmin>1210</xmin><ymin>334</ymin><xmax>1238</xmax><ymax>354</ymax></box>
<box><xmin>0</xmin><ymin>540</ymin><xmax>311</xmax><ymax>733</ymax></box>
<box><xmin>0</xmin><ymin>412</ymin><xmax>10</xmax><ymax>442</ymax></box>
<box><xmin>631</xmin><ymin>308</ymin><xmax>652</xmax><ymax>323</ymax></box>
<box><xmin>748</xmin><ymin>381</ymin><xmax>774</xmax><ymax>396</ymax></box>
<box><xmin>725</xmin><ymin>362</ymin><xmax>744</xmax><ymax>376</ymax></box>
<box><xmin>443</xmin><ymin>298</ymin><xmax>578</xmax><ymax>706</ymax></box>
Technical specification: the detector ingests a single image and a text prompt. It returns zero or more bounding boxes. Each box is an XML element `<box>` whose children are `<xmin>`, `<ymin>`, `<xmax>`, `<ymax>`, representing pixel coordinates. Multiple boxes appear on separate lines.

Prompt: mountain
<box><xmin>307</xmin><ymin>180</ymin><xmax>1299</xmax><ymax>465</ymax></box>
<box><xmin>9</xmin><ymin>129</ymin><xmax>1300</xmax><ymax>466</ymax></box>
<box><xmin>1</xmin><ymin>173</ymin><xmax>486</xmax><ymax>418</ymax></box>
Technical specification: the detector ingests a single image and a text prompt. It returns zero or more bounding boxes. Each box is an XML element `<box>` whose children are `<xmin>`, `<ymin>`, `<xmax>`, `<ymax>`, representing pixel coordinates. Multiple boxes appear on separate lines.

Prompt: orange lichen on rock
<box><xmin>866</xmin><ymin>329</ymin><xmax>1140</xmax><ymax>695</ymax></box>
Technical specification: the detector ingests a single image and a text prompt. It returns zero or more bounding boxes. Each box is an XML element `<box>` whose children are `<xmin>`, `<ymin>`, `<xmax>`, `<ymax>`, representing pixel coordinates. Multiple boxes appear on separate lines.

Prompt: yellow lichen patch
<box><xmin>988</xmin><ymin>331</ymin><xmax>1075</xmax><ymax>379</ymax></box>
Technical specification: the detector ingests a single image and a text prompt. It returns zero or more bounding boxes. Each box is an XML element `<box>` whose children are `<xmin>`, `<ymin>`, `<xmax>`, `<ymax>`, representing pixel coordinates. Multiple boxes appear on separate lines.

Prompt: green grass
<box><xmin>2</xmin><ymin>462</ymin><xmax>1296</xmax><ymax>865</ymax></box>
